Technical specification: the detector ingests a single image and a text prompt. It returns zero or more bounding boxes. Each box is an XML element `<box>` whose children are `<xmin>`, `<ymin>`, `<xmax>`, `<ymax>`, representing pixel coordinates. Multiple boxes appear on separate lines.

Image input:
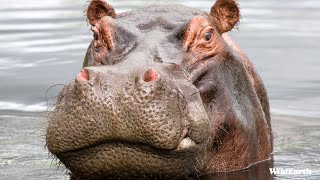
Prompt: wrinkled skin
<box><xmin>46</xmin><ymin>0</ymin><xmax>273</xmax><ymax>179</ymax></box>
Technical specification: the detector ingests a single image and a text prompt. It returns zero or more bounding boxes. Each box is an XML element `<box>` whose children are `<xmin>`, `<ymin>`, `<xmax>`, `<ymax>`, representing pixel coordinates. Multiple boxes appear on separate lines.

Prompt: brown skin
<box><xmin>46</xmin><ymin>0</ymin><xmax>272</xmax><ymax>179</ymax></box>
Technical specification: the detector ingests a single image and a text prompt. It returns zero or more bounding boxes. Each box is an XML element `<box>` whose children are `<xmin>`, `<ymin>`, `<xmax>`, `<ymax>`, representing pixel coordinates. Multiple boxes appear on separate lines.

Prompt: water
<box><xmin>0</xmin><ymin>0</ymin><xmax>319</xmax><ymax>179</ymax></box>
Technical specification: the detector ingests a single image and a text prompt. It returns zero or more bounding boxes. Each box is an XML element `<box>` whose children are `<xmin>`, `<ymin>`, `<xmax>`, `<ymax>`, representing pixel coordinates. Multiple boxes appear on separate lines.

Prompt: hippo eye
<box><xmin>204</xmin><ymin>32</ymin><xmax>213</xmax><ymax>41</ymax></box>
<box><xmin>91</xmin><ymin>26</ymin><xmax>99</xmax><ymax>41</ymax></box>
<box><xmin>93</xmin><ymin>32</ymin><xmax>99</xmax><ymax>41</ymax></box>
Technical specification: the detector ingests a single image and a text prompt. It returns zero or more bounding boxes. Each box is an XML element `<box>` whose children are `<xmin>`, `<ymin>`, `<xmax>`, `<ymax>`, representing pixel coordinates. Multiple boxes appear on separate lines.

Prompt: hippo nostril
<box><xmin>143</xmin><ymin>69</ymin><xmax>159</xmax><ymax>82</ymax></box>
<box><xmin>76</xmin><ymin>69</ymin><xmax>89</xmax><ymax>81</ymax></box>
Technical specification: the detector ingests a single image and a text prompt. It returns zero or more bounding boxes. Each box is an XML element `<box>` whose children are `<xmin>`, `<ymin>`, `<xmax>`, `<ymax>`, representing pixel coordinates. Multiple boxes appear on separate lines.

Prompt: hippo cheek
<box><xmin>46</xmin><ymin>67</ymin><xmax>211</xmax><ymax>178</ymax></box>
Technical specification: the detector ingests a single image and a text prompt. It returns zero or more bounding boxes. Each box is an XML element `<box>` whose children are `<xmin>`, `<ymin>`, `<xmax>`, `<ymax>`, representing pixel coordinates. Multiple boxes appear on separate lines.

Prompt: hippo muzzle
<box><xmin>47</xmin><ymin>65</ymin><xmax>211</xmax><ymax>178</ymax></box>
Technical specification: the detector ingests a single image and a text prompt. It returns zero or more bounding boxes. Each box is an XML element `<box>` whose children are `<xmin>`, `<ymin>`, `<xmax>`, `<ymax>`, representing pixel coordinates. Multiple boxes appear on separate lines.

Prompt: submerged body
<box><xmin>46</xmin><ymin>0</ymin><xmax>273</xmax><ymax>179</ymax></box>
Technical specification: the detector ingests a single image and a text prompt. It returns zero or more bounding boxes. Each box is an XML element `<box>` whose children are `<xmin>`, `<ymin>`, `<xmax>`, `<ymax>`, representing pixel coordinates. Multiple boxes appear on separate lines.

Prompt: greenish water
<box><xmin>0</xmin><ymin>0</ymin><xmax>320</xmax><ymax>179</ymax></box>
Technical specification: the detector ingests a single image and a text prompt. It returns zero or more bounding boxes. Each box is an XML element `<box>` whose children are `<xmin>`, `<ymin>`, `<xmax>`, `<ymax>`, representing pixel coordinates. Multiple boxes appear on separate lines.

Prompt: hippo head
<box><xmin>46</xmin><ymin>0</ymin><xmax>273</xmax><ymax>179</ymax></box>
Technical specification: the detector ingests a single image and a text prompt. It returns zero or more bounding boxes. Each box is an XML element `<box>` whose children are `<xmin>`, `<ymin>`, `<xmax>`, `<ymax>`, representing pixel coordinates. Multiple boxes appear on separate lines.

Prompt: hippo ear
<box><xmin>210</xmin><ymin>0</ymin><xmax>240</xmax><ymax>33</ymax></box>
<box><xmin>87</xmin><ymin>0</ymin><xmax>116</xmax><ymax>25</ymax></box>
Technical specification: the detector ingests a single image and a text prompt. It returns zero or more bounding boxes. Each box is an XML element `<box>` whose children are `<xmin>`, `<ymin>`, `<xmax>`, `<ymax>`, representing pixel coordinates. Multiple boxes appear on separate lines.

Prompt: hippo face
<box><xmin>46</xmin><ymin>0</ymin><xmax>273</xmax><ymax>179</ymax></box>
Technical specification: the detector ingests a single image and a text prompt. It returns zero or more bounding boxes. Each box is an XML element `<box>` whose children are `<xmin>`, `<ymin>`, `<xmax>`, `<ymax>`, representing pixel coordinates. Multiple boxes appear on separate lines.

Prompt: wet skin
<box><xmin>46</xmin><ymin>0</ymin><xmax>273</xmax><ymax>179</ymax></box>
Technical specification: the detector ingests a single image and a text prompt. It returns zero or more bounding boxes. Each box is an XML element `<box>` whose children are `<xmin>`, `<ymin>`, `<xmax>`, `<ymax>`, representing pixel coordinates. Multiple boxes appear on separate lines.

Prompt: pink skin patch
<box><xmin>76</xmin><ymin>69</ymin><xmax>89</xmax><ymax>81</ymax></box>
<box><xmin>143</xmin><ymin>69</ymin><xmax>159</xmax><ymax>82</ymax></box>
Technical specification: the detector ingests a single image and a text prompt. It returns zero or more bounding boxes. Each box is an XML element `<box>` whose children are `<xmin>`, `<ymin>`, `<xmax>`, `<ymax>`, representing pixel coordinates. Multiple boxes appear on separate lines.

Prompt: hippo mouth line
<box><xmin>56</xmin><ymin>137</ymin><xmax>205</xmax><ymax>179</ymax></box>
<box><xmin>57</xmin><ymin>136</ymin><xmax>199</xmax><ymax>158</ymax></box>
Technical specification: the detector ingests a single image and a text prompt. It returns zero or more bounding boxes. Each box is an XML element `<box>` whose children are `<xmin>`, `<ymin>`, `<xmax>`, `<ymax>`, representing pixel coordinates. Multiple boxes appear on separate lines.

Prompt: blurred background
<box><xmin>0</xmin><ymin>0</ymin><xmax>319</xmax><ymax>179</ymax></box>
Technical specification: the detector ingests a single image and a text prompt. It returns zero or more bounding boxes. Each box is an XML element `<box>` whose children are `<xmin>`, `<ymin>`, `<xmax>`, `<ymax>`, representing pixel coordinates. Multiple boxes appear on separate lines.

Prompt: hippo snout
<box><xmin>76</xmin><ymin>67</ymin><xmax>160</xmax><ymax>83</ymax></box>
<box><xmin>47</xmin><ymin>65</ymin><xmax>210</xmax><ymax>158</ymax></box>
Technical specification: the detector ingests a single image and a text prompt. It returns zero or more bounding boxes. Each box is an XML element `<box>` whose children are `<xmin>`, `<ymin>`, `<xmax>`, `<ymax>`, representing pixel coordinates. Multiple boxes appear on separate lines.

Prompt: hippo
<box><xmin>46</xmin><ymin>0</ymin><xmax>273</xmax><ymax>179</ymax></box>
